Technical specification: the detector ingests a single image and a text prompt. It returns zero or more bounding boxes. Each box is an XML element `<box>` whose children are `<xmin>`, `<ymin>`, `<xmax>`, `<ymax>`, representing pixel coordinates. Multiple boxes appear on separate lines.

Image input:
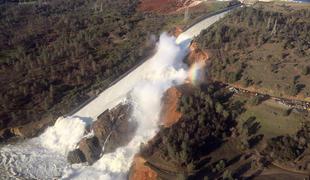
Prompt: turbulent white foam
<box><xmin>0</xmin><ymin>140</ymin><xmax>67</xmax><ymax>179</ymax></box>
<box><xmin>61</xmin><ymin>33</ymin><xmax>189</xmax><ymax>180</ymax></box>
<box><xmin>0</xmin><ymin>10</ymin><xmax>233</xmax><ymax>180</ymax></box>
<box><xmin>38</xmin><ymin>116</ymin><xmax>88</xmax><ymax>155</ymax></box>
<box><xmin>0</xmin><ymin>116</ymin><xmax>88</xmax><ymax>179</ymax></box>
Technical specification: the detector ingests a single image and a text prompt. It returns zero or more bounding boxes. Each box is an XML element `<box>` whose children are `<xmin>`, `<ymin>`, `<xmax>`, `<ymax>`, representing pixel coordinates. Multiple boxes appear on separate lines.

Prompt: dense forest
<box><xmin>140</xmin><ymin>84</ymin><xmax>245</xmax><ymax>179</ymax></box>
<box><xmin>196</xmin><ymin>5</ymin><xmax>310</xmax><ymax>99</ymax></box>
<box><xmin>0</xmin><ymin>0</ymin><xmax>186</xmax><ymax>135</ymax></box>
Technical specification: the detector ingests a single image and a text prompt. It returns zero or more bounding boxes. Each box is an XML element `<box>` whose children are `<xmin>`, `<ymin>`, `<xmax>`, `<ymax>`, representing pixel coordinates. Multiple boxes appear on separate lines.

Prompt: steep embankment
<box><xmin>129</xmin><ymin>85</ymin><xmax>188</xmax><ymax>180</ymax></box>
<box><xmin>187</xmin><ymin>42</ymin><xmax>209</xmax><ymax>65</ymax></box>
<box><xmin>160</xmin><ymin>87</ymin><xmax>183</xmax><ymax>128</ymax></box>
<box><xmin>138</xmin><ymin>84</ymin><xmax>241</xmax><ymax>179</ymax></box>
<box><xmin>159</xmin><ymin>41</ymin><xmax>211</xmax><ymax>127</ymax></box>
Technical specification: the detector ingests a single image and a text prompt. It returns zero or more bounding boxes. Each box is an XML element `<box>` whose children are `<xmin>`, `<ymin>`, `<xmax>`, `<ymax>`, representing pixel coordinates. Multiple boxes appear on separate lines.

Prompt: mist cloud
<box><xmin>61</xmin><ymin>33</ymin><xmax>190</xmax><ymax>179</ymax></box>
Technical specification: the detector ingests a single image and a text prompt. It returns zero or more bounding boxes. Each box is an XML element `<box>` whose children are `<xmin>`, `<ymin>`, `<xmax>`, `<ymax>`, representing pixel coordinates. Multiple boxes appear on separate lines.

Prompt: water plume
<box><xmin>61</xmin><ymin>32</ymin><xmax>189</xmax><ymax>179</ymax></box>
<box><xmin>0</xmin><ymin>9</ymin><xmax>233</xmax><ymax>179</ymax></box>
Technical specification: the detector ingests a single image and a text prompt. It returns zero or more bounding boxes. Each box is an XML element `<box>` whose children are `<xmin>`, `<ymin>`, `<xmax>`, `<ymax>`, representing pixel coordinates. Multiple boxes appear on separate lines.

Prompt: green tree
<box><xmin>215</xmin><ymin>102</ymin><xmax>224</xmax><ymax>113</ymax></box>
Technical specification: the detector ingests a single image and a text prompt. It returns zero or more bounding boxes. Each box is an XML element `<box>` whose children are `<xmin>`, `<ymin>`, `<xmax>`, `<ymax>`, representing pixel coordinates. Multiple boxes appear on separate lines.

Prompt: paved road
<box><xmin>226</xmin><ymin>84</ymin><xmax>310</xmax><ymax>111</ymax></box>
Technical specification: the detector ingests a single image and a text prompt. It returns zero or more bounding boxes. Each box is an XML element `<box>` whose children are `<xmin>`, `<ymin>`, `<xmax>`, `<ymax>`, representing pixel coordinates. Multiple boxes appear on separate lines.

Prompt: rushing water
<box><xmin>0</xmin><ymin>10</ymin><xmax>233</xmax><ymax>180</ymax></box>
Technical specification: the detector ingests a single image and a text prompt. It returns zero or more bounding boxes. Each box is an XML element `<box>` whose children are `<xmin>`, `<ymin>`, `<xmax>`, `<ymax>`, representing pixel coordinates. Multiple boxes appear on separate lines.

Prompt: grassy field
<box><xmin>233</xmin><ymin>95</ymin><xmax>306</xmax><ymax>138</ymax></box>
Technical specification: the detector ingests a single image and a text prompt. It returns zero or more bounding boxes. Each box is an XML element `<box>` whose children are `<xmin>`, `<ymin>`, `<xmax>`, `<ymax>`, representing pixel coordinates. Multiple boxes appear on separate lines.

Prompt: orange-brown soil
<box><xmin>170</xmin><ymin>26</ymin><xmax>183</xmax><ymax>37</ymax></box>
<box><xmin>158</xmin><ymin>44</ymin><xmax>208</xmax><ymax>128</ymax></box>
<box><xmin>130</xmin><ymin>84</ymin><xmax>194</xmax><ymax>180</ymax></box>
<box><xmin>160</xmin><ymin>84</ymin><xmax>194</xmax><ymax>127</ymax></box>
<box><xmin>138</xmin><ymin>0</ymin><xmax>194</xmax><ymax>13</ymax></box>
<box><xmin>130</xmin><ymin>43</ymin><xmax>203</xmax><ymax>179</ymax></box>
<box><xmin>129</xmin><ymin>156</ymin><xmax>157</xmax><ymax>180</ymax></box>
<box><xmin>187</xmin><ymin>42</ymin><xmax>209</xmax><ymax>65</ymax></box>
<box><xmin>160</xmin><ymin>87</ymin><xmax>182</xmax><ymax>128</ymax></box>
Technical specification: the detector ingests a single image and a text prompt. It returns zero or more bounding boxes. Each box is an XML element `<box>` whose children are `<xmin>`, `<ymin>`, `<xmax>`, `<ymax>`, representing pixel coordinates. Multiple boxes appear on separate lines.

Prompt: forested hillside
<box><xmin>138</xmin><ymin>3</ymin><xmax>310</xmax><ymax>179</ymax></box>
<box><xmin>196</xmin><ymin>3</ymin><xmax>310</xmax><ymax>100</ymax></box>
<box><xmin>0</xmin><ymin>0</ymin><xmax>185</xmax><ymax>136</ymax></box>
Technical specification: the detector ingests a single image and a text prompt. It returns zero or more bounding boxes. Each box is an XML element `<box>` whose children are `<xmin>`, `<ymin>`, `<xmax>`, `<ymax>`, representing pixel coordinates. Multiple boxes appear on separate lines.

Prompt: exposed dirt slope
<box><xmin>187</xmin><ymin>42</ymin><xmax>209</xmax><ymax>65</ymax></box>
<box><xmin>129</xmin><ymin>156</ymin><xmax>157</xmax><ymax>180</ymax></box>
<box><xmin>130</xmin><ymin>84</ymin><xmax>195</xmax><ymax>179</ymax></box>
<box><xmin>160</xmin><ymin>87</ymin><xmax>182</xmax><ymax>128</ymax></box>
<box><xmin>160</xmin><ymin>84</ymin><xmax>195</xmax><ymax>127</ymax></box>
<box><xmin>138</xmin><ymin>0</ymin><xmax>195</xmax><ymax>13</ymax></box>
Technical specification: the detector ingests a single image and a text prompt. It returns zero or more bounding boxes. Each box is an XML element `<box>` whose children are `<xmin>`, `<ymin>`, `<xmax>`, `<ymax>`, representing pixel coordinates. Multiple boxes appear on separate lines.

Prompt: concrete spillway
<box><xmin>73</xmin><ymin>9</ymin><xmax>232</xmax><ymax>121</ymax></box>
<box><xmin>0</xmin><ymin>7</ymin><xmax>237</xmax><ymax>180</ymax></box>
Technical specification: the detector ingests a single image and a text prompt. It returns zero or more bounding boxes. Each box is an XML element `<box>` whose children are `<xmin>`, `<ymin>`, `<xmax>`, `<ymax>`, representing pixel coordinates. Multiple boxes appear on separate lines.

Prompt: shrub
<box><xmin>282</xmin><ymin>108</ymin><xmax>292</xmax><ymax>116</ymax></box>
<box><xmin>222</xmin><ymin>170</ymin><xmax>234</xmax><ymax>180</ymax></box>
<box><xmin>249</xmin><ymin>96</ymin><xmax>262</xmax><ymax>106</ymax></box>
<box><xmin>215</xmin><ymin>160</ymin><xmax>226</xmax><ymax>172</ymax></box>
<box><xmin>301</xmin><ymin>66</ymin><xmax>309</xmax><ymax>75</ymax></box>
<box><xmin>227</xmin><ymin>71</ymin><xmax>242</xmax><ymax>83</ymax></box>
<box><xmin>289</xmin><ymin>85</ymin><xmax>299</xmax><ymax>96</ymax></box>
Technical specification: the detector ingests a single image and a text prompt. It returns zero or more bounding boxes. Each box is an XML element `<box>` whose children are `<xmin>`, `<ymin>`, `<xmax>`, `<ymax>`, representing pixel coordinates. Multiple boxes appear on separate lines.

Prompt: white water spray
<box><xmin>0</xmin><ymin>10</ymin><xmax>233</xmax><ymax>179</ymax></box>
<box><xmin>0</xmin><ymin>33</ymin><xmax>190</xmax><ymax>180</ymax></box>
<box><xmin>61</xmin><ymin>33</ymin><xmax>189</xmax><ymax>180</ymax></box>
